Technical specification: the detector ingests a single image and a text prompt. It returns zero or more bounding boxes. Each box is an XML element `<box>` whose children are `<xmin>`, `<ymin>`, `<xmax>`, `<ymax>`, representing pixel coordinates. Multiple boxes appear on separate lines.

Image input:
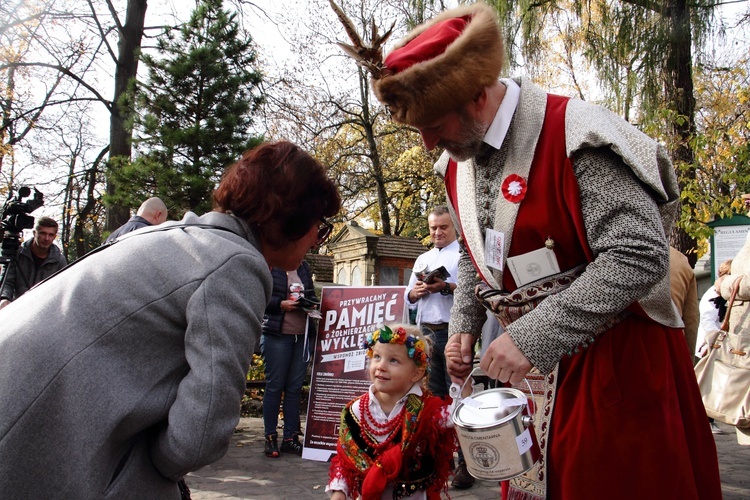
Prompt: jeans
<box><xmin>261</xmin><ymin>333</ymin><xmax>308</xmax><ymax>439</ymax></box>
<box><xmin>423</xmin><ymin>326</ymin><xmax>452</xmax><ymax>397</ymax></box>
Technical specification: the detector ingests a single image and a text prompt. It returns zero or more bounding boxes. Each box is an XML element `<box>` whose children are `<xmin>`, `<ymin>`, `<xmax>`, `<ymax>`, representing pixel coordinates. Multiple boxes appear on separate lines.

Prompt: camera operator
<box><xmin>0</xmin><ymin>216</ymin><xmax>67</xmax><ymax>310</ymax></box>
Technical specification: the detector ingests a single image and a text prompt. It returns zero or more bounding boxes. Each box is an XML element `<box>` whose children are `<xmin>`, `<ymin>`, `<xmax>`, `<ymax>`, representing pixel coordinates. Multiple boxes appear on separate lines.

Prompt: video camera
<box><xmin>1</xmin><ymin>186</ymin><xmax>44</xmax><ymax>235</ymax></box>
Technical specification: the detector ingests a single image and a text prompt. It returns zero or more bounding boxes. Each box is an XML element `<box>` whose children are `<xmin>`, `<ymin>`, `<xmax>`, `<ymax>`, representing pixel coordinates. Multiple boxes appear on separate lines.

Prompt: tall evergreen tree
<box><xmin>120</xmin><ymin>0</ymin><xmax>263</xmax><ymax>216</ymax></box>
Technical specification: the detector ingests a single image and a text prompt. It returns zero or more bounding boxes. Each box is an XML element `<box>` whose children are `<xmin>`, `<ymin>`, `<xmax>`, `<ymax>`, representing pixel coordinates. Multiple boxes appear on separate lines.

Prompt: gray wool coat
<box><xmin>0</xmin><ymin>211</ymin><xmax>272</xmax><ymax>499</ymax></box>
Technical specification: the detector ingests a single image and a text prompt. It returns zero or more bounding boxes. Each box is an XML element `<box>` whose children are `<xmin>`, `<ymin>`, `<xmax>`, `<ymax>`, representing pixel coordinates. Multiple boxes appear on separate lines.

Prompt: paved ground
<box><xmin>186</xmin><ymin>417</ymin><xmax>750</xmax><ymax>499</ymax></box>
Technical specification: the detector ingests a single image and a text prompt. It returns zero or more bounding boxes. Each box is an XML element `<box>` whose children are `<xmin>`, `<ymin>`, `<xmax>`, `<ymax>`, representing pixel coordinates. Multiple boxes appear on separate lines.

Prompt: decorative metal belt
<box><xmin>475</xmin><ymin>264</ymin><xmax>587</xmax><ymax>327</ymax></box>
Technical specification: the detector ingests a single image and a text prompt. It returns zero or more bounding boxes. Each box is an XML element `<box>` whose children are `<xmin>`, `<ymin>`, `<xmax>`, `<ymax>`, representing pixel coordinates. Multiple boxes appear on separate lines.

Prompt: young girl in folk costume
<box><xmin>327</xmin><ymin>324</ymin><xmax>463</xmax><ymax>500</ymax></box>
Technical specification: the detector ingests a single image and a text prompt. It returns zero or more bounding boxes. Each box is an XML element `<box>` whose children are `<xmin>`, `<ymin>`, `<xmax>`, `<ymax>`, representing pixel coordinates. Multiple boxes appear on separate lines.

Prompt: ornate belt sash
<box><xmin>475</xmin><ymin>264</ymin><xmax>587</xmax><ymax>327</ymax></box>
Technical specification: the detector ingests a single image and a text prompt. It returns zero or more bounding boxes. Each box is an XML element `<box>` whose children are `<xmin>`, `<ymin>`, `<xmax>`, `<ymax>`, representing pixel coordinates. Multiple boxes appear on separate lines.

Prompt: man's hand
<box><xmin>446</xmin><ymin>333</ymin><xmax>475</xmax><ymax>385</ymax></box>
<box><xmin>0</xmin><ymin>299</ymin><xmax>10</xmax><ymax>310</ymax></box>
<box><xmin>480</xmin><ymin>333</ymin><xmax>532</xmax><ymax>385</ymax></box>
<box><xmin>409</xmin><ymin>278</ymin><xmax>445</xmax><ymax>302</ymax></box>
<box><xmin>409</xmin><ymin>280</ymin><xmax>428</xmax><ymax>302</ymax></box>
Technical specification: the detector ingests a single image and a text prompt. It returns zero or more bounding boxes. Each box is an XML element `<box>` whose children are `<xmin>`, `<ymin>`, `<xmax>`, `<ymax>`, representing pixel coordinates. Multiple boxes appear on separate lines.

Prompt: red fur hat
<box><xmin>373</xmin><ymin>2</ymin><xmax>504</xmax><ymax>126</ymax></box>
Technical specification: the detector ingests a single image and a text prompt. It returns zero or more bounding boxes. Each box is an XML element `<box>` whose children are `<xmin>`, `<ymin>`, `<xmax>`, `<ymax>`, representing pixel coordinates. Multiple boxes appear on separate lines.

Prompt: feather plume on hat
<box><xmin>329</xmin><ymin>1</ymin><xmax>504</xmax><ymax>126</ymax></box>
<box><xmin>328</xmin><ymin>0</ymin><xmax>394</xmax><ymax>80</ymax></box>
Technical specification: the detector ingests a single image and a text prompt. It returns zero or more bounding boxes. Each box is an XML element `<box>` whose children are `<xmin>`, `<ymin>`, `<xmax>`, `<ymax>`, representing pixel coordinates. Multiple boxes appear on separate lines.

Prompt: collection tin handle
<box><xmin>450</xmin><ymin>366</ymin><xmax>536</xmax><ymax>418</ymax></box>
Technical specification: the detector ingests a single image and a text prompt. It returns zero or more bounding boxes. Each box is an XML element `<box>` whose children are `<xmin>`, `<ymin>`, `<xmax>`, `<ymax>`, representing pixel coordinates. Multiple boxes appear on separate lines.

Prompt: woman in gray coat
<box><xmin>0</xmin><ymin>141</ymin><xmax>340</xmax><ymax>499</ymax></box>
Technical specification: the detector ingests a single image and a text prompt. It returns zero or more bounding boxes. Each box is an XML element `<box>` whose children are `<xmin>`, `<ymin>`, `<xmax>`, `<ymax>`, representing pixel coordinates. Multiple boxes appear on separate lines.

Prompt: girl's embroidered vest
<box><xmin>445</xmin><ymin>94</ymin><xmax>594</xmax><ymax>292</ymax></box>
<box><xmin>334</xmin><ymin>394</ymin><xmax>454</xmax><ymax>499</ymax></box>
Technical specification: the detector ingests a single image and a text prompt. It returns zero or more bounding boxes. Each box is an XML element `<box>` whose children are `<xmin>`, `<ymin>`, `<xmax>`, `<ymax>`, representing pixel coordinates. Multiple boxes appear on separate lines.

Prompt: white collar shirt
<box><xmin>484</xmin><ymin>78</ymin><xmax>520</xmax><ymax>149</ymax></box>
<box><xmin>405</xmin><ymin>239</ymin><xmax>460</xmax><ymax>325</ymax></box>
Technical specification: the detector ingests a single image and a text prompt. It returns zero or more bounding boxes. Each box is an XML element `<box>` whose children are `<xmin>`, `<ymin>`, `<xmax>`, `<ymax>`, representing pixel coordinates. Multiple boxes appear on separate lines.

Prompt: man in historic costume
<box><xmin>330</xmin><ymin>1</ymin><xmax>722</xmax><ymax>498</ymax></box>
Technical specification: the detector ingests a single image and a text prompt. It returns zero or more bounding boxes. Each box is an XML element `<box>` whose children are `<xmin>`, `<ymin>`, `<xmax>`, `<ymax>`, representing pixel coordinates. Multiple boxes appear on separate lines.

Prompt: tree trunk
<box><xmin>666</xmin><ymin>0</ymin><xmax>698</xmax><ymax>267</ymax></box>
<box><xmin>359</xmin><ymin>68</ymin><xmax>392</xmax><ymax>235</ymax></box>
<box><xmin>75</xmin><ymin>164</ymin><xmax>101</xmax><ymax>258</ymax></box>
<box><xmin>106</xmin><ymin>0</ymin><xmax>148</xmax><ymax>231</ymax></box>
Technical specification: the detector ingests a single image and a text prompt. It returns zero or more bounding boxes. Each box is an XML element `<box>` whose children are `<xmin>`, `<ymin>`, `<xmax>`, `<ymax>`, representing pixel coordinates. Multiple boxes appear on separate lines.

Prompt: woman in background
<box><xmin>261</xmin><ymin>259</ymin><xmax>320</xmax><ymax>457</ymax></box>
<box><xmin>696</xmin><ymin>259</ymin><xmax>732</xmax><ymax>360</ymax></box>
<box><xmin>696</xmin><ymin>259</ymin><xmax>732</xmax><ymax>435</ymax></box>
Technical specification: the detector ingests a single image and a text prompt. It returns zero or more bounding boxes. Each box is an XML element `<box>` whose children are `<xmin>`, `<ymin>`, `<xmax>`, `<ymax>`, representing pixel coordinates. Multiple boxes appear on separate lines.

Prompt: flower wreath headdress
<box><xmin>361</xmin><ymin>324</ymin><xmax>430</xmax><ymax>373</ymax></box>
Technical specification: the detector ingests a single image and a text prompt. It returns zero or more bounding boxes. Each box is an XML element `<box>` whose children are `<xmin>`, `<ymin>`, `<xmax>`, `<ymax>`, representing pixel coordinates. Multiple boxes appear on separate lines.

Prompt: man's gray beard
<box><xmin>445</xmin><ymin>140</ymin><xmax>484</xmax><ymax>162</ymax></box>
<box><xmin>440</xmin><ymin>114</ymin><xmax>487</xmax><ymax>162</ymax></box>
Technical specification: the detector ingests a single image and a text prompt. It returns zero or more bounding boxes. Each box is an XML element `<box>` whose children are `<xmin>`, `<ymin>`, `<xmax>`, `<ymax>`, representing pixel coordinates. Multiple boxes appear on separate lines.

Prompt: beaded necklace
<box><xmin>359</xmin><ymin>392</ymin><xmax>405</xmax><ymax>450</ymax></box>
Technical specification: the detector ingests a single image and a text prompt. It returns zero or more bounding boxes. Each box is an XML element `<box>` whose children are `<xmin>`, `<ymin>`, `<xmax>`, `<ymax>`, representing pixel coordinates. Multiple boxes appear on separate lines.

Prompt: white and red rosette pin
<box><xmin>501</xmin><ymin>174</ymin><xmax>527</xmax><ymax>203</ymax></box>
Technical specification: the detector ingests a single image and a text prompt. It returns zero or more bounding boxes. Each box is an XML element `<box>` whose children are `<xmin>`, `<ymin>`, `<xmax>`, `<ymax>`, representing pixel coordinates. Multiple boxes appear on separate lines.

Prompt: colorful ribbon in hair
<box><xmin>361</xmin><ymin>325</ymin><xmax>430</xmax><ymax>372</ymax></box>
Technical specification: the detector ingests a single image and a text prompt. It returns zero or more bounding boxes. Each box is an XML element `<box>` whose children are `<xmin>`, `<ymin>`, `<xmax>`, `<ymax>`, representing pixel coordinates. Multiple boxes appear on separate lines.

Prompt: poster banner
<box><xmin>713</xmin><ymin>225</ymin><xmax>750</xmax><ymax>278</ymax></box>
<box><xmin>302</xmin><ymin>286</ymin><xmax>407</xmax><ymax>461</ymax></box>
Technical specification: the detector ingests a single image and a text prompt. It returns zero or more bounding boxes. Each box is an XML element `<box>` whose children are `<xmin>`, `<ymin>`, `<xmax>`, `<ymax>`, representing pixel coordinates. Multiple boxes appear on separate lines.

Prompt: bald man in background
<box><xmin>106</xmin><ymin>198</ymin><xmax>168</xmax><ymax>243</ymax></box>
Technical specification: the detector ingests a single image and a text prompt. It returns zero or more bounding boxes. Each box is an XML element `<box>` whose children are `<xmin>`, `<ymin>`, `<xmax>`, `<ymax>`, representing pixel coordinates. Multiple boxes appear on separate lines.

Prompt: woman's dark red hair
<box><xmin>214</xmin><ymin>141</ymin><xmax>341</xmax><ymax>248</ymax></box>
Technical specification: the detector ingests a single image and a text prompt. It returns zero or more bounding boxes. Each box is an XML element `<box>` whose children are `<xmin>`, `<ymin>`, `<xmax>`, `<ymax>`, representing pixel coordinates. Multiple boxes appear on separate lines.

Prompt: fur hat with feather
<box><xmin>330</xmin><ymin>1</ymin><xmax>504</xmax><ymax>126</ymax></box>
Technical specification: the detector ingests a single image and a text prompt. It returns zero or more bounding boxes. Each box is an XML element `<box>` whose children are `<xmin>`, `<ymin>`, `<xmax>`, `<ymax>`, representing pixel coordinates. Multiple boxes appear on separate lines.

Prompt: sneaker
<box><xmin>451</xmin><ymin>461</ymin><xmax>475</xmax><ymax>489</ymax></box>
<box><xmin>710</xmin><ymin>422</ymin><xmax>724</xmax><ymax>435</ymax></box>
<box><xmin>264</xmin><ymin>434</ymin><xmax>279</xmax><ymax>458</ymax></box>
<box><xmin>280</xmin><ymin>436</ymin><xmax>303</xmax><ymax>456</ymax></box>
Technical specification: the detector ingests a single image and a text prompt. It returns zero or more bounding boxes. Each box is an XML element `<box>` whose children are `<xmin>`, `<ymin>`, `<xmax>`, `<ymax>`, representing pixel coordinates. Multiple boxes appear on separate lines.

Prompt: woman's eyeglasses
<box><xmin>317</xmin><ymin>218</ymin><xmax>334</xmax><ymax>246</ymax></box>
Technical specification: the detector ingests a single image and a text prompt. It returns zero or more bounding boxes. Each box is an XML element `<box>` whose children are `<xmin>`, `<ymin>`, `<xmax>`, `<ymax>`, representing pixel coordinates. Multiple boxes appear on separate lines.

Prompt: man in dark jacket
<box><xmin>0</xmin><ymin>216</ymin><xmax>67</xmax><ymax>309</ymax></box>
<box><xmin>105</xmin><ymin>197</ymin><xmax>168</xmax><ymax>243</ymax></box>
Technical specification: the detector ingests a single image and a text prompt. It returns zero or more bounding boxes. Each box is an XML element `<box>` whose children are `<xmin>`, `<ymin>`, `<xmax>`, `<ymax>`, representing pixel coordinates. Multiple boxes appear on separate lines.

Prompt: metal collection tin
<box><xmin>452</xmin><ymin>386</ymin><xmax>540</xmax><ymax>481</ymax></box>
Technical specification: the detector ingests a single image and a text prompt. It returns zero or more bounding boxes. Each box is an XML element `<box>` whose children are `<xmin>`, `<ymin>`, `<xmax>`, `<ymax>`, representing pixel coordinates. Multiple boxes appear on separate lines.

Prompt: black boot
<box><xmin>264</xmin><ymin>434</ymin><xmax>279</xmax><ymax>458</ymax></box>
<box><xmin>451</xmin><ymin>460</ymin><xmax>475</xmax><ymax>489</ymax></box>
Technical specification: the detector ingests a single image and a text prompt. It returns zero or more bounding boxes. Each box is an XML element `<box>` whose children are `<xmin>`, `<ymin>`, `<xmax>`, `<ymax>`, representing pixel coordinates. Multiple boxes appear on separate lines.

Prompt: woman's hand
<box><xmin>280</xmin><ymin>299</ymin><xmax>300</xmax><ymax>312</ymax></box>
